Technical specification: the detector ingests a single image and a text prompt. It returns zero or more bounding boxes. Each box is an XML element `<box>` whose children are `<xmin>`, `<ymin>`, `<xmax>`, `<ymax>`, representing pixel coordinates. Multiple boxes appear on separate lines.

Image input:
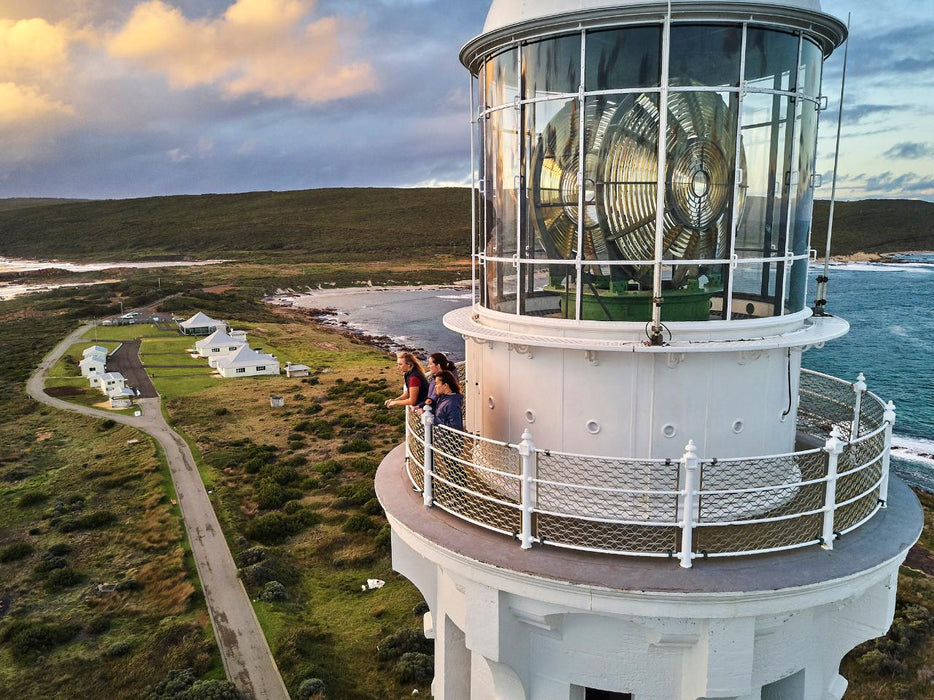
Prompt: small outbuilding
<box><xmin>108</xmin><ymin>387</ymin><xmax>135</xmax><ymax>408</ymax></box>
<box><xmin>216</xmin><ymin>346</ymin><xmax>280</xmax><ymax>378</ymax></box>
<box><xmin>178</xmin><ymin>312</ymin><xmax>223</xmax><ymax>336</ymax></box>
<box><xmin>284</xmin><ymin>362</ymin><xmax>310</xmax><ymax>378</ymax></box>
<box><xmin>83</xmin><ymin>345</ymin><xmax>109</xmax><ymax>358</ymax></box>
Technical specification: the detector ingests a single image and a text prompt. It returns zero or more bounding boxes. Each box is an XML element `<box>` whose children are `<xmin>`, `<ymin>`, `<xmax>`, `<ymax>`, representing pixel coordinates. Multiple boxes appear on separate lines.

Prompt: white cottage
<box><xmin>97</xmin><ymin>372</ymin><xmax>127</xmax><ymax>395</ymax></box>
<box><xmin>87</xmin><ymin>371</ymin><xmax>104</xmax><ymax>389</ymax></box>
<box><xmin>79</xmin><ymin>353</ymin><xmax>107</xmax><ymax>377</ymax></box>
<box><xmin>178</xmin><ymin>312</ymin><xmax>223</xmax><ymax>336</ymax></box>
<box><xmin>195</xmin><ymin>328</ymin><xmax>247</xmax><ymax>358</ymax></box>
<box><xmin>216</xmin><ymin>346</ymin><xmax>279</xmax><ymax>378</ymax></box>
<box><xmin>83</xmin><ymin>345</ymin><xmax>108</xmax><ymax>358</ymax></box>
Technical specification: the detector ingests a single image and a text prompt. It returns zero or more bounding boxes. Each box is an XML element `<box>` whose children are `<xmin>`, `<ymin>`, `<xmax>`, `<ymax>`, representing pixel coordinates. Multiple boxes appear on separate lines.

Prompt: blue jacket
<box><xmin>433</xmin><ymin>393</ymin><xmax>464</xmax><ymax>431</ymax></box>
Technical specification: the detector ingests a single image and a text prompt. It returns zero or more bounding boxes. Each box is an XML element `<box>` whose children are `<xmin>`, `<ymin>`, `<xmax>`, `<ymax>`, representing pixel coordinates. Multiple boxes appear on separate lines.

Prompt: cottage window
<box><xmin>236</xmin><ymin>368</ymin><xmax>246</xmax><ymax>374</ymax></box>
<box><xmin>256</xmin><ymin>366</ymin><xmax>266</xmax><ymax>371</ymax></box>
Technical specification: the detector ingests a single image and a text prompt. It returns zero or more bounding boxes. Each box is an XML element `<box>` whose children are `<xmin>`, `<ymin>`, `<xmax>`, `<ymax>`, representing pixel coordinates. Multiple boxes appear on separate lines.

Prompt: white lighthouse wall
<box><xmin>466</xmin><ymin>340</ymin><xmax>799</xmax><ymax>459</ymax></box>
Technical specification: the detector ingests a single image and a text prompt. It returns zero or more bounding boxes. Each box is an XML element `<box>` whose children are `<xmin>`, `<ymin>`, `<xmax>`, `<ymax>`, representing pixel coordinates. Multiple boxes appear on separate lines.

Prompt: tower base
<box><xmin>377</xmin><ymin>446</ymin><xmax>923</xmax><ymax>700</ymax></box>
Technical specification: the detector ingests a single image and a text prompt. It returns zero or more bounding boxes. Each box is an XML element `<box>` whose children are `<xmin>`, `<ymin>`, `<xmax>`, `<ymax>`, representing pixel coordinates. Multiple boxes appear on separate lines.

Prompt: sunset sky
<box><xmin>0</xmin><ymin>0</ymin><xmax>930</xmax><ymax>201</ymax></box>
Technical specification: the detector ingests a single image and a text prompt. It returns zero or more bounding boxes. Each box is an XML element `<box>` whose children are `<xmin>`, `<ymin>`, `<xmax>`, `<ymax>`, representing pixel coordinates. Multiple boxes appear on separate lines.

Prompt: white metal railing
<box><xmin>404</xmin><ymin>370</ymin><xmax>895</xmax><ymax>567</ymax></box>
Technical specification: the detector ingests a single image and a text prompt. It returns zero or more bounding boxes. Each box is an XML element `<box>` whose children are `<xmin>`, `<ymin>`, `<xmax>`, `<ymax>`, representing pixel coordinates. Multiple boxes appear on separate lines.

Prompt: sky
<box><xmin>0</xmin><ymin>0</ymin><xmax>929</xmax><ymax>201</ymax></box>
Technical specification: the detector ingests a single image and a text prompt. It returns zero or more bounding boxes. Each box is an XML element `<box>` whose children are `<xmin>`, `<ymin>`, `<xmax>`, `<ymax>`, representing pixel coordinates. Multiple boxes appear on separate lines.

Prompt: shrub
<box><xmin>377</xmin><ymin>628</ymin><xmax>433</xmax><ymax>661</ymax></box>
<box><xmin>394</xmin><ymin>652</ymin><xmax>434</xmax><ymax>683</ymax></box>
<box><xmin>86</xmin><ymin>615</ymin><xmax>111</xmax><ymax>635</ymax></box>
<box><xmin>856</xmin><ymin>649</ymin><xmax>906</xmax><ymax>676</ymax></box>
<box><xmin>293</xmin><ymin>420</ymin><xmax>314</xmax><ymax>433</ymax></box>
<box><xmin>47</xmin><ymin>542</ymin><xmax>72</xmax><ymax>556</ymax></box>
<box><xmin>17</xmin><ymin>491</ymin><xmax>49</xmax><ymax>507</ymax></box>
<box><xmin>44</xmin><ymin>566</ymin><xmax>84</xmax><ymax>591</ymax></box>
<box><xmin>364</xmin><ymin>391</ymin><xmax>387</xmax><ymax>404</ymax></box>
<box><xmin>245</xmin><ymin>509</ymin><xmax>322</xmax><ymax>545</ymax></box>
<box><xmin>342</xmin><ymin>456</ymin><xmax>378</xmax><ymax>475</ymax></box>
<box><xmin>336</xmin><ymin>482</ymin><xmax>376</xmax><ymax>507</ymax></box>
<box><xmin>105</xmin><ymin>640</ymin><xmax>133</xmax><ymax>657</ymax></box>
<box><xmin>34</xmin><ymin>554</ymin><xmax>68</xmax><ymax>573</ymax></box>
<box><xmin>342</xmin><ymin>514</ymin><xmax>376</xmax><ymax>533</ymax></box>
<box><xmin>362</xmin><ymin>498</ymin><xmax>383</xmax><ymax>516</ymax></box>
<box><xmin>213</xmin><ymin>407</ymin><xmax>229</xmax><ymax>416</ymax></box>
<box><xmin>256</xmin><ymin>482</ymin><xmax>288</xmax><ymax>510</ymax></box>
<box><xmin>184</xmin><ymin>679</ymin><xmax>240</xmax><ymax>699</ymax></box>
<box><xmin>413</xmin><ymin>600</ymin><xmax>430</xmax><ymax>616</ymax></box>
<box><xmin>236</xmin><ymin>546</ymin><xmax>268</xmax><ymax>568</ymax></box>
<box><xmin>0</xmin><ymin>541</ymin><xmax>34</xmax><ymax>563</ymax></box>
<box><xmin>374</xmin><ymin>525</ymin><xmax>392</xmax><ymax>552</ymax></box>
<box><xmin>313</xmin><ymin>460</ymin><xmax>342</xmax><ymax>477</ymax></box>
<box><xmin>258</xmin><ymin>580</ymin><xmax>288</xmax><ymax>602</ymax></box>
<box><xmin>303</xmin><ymin>402</ymin><xmax>323</xmax><ymax>414</ymax></box>
<box><xmin>97</xmin><ymin>419</ymin><xmax>116</xmax><ymax>431</ymax></box>
<box><xmin>259</xmin><ymin>464</ymin><xmax>299</xmax><ymax>486</ymax></box>
<box><xmin>4</xmin><ymin>620</ymin><xmax>80</xmax><ymax>662</ymax></box>
<box><xmin>296</xmin><ymin>678</ymin><xmax>326</xmax><ymax>699</ymax></box>
<box><xmin>337</xmin><ymin>438</ymin><xmax>372</xmax><ymax>454</ymax></box>
<box><xmin>59</xmin><ymin>510</ymin><xmax>117</xmax><ymax>532</ymax></box>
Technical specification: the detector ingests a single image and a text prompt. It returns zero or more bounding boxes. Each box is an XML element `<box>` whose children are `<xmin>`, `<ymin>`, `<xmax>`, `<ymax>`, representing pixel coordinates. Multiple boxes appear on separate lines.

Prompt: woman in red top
<box><xmin>385</xmin><ymin>352</ymin><xmax>429</xmax><ymax>408</ymax></box>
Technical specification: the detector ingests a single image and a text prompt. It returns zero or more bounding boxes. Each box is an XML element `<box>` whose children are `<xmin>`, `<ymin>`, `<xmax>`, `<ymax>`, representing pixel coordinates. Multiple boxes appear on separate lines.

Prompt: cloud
<box><xmin>883</xmin><ymin>142</ymin><xmax>934</xmax><ymax>159</ymax></box>
<box><xmin>105</xmin><ymin>0</ymin><xmax>376</xmax><ymax>103</ymax></box>
<box><xmin>843</xmin><ymin>103</ymin><xmax>901</xmax><ymax>124</ymax></box>
<box><xmin>0</xmin><ymin>17</ymin><xmax>69</xmax><ymax>82</ymax></box>
<box><xmin>0</xmin><ymin>82</ymin><xmax>73</xmax><ymax>127</ymax></box>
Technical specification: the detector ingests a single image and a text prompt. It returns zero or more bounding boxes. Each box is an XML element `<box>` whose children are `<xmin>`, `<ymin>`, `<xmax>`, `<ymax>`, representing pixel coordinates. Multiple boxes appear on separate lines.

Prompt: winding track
<box><xmin>27</xmin><ymin>324</ymin><xmax>289</xmax><ymax>700</ymax></box>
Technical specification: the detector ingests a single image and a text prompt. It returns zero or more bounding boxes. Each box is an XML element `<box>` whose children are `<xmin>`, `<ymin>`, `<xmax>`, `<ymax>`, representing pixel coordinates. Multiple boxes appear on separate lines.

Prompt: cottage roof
<box><xmin>216</xmin><ymin>345</ymin><xmax>277</xmax><ymax>369</ymax></box>
<box><xmin>195</xmin><ymin>328</ymin><xmax>247</xmax><ymax>349</ymax></box>
<box><xmin>83</xmin><ymin>345</ymin><xmax>108</xmax><ymax>357</ymax></box>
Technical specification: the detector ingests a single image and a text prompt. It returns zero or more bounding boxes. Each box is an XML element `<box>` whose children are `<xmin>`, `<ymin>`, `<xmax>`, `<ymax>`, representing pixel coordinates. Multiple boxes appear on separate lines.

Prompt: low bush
<box><xmin>0</xmin><ymin>541</ymin><xmax>34</xmax><ymax>563</ymax></box>
<box><xmin>342</xmin><ymin>514</ymin><xmax>376</xmax><ymax>533</ymax></box>
<box><xmin>59</xmin><ymin>509</ymin><xmax>118</xmax><ymax>532</ymax></box>
<box><xmin>394</xmin><ymin>652</ymin><xmax>434</xmax><ymax>683</ymax></box>
<box><xmin>376</xmin><ymin>628</ymin><xmax>433</xmax><ymax>661</ymax></box>
<box><xmin>235</xmin><ymin>546</ymin><xmax>268</xmax><ymax>568</ymax></box>
<box><xmin>258</xmin><ymin>580</ymin><xmax>288</xmax><ymax>602</ymax></box>
<box><xmin>17</xmin><ymin>491</ymin><xmax>49</xmax><ymax>507</ymax></box>
<box><xmin>245</xmin><ymin>509</ymin><xmax>322</xmax><ymax>545</ymax></box>
<box><xmin>335</xmin><ymin>482</ymin><xmax>375</xmax><ymax>507</ymax></box>
<box><xmin>337</xmin><ymin>438</ymin><xmax>372</xmax><ymax>454</ymax></box>
<box><xmin>296</xmin><ymin>678</ymin><xmax>326</xmax><ymax>699</ymax></box>
<box><xmin>105</xmin><ymin>640</ymin><xmax>133</xmax><ymax>657</ymax></box>
<box><xmin>3</xmin><ymin>620</ymin><xmax>80</xmax><ymax>663</ymax></box>
<box><xmin>44</xmin><ymin>566</ymin><xmax>84</xmax><ymax>591</ymax></box>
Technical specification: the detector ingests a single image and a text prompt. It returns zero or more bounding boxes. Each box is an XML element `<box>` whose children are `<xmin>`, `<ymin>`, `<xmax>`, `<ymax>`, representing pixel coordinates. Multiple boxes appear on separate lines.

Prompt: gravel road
<box><xmin>27</xmin><ymin>324</ymin><xmax>289</xmax><ymax>700</ymax></box>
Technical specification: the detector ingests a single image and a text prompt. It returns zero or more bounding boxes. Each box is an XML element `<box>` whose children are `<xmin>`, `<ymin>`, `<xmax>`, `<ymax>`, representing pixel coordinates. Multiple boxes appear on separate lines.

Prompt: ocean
<box><xmin>285</xmin><ymin>259</ymin><xmax>934</xmax><ymax>492</ymax></box>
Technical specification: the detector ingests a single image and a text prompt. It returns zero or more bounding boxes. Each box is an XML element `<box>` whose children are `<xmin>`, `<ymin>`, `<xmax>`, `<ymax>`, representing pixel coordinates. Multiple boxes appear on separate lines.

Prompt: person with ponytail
<box><xmin>385</xmin><ymin>352</ymin><xmax>429</xmax><ymax>409</ymax></box>
<box><xmin>422</xmin><ymin>352</ymin><xmax>457</xmax><ymax>409</ymax></box>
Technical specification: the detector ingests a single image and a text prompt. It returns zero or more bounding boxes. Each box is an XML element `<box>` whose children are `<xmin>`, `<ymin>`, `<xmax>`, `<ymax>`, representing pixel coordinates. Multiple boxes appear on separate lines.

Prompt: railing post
<box><xmin>421</xmin><ymin>406</ymin><xmax>434</xmax><ymax>508</ymax></box>
<box><xmin>880</xmin><ymin>401</ymin><xmax>896</xmax><ymax>508</ymax></box>
<box><xmin>679</xmin><ymin>440</ymin><xmax>698</xmax><ymax>569</ymax></box>
<box><xmin>518</xmin><ymin>429</ymin><xmax>536</xmax><ymax>549</ymax></box>
<box><xmin>851</xmin><ymin>372</ymin><xmax>867</xmax><ymax>439</ymax></box>
<box><xmin>822</xmin><ymin>426</ymin><xmax>844</xmax><ymax>550</ymax></box>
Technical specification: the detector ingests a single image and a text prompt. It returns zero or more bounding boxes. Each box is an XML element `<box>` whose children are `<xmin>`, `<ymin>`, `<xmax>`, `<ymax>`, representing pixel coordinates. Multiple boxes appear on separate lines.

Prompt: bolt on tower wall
<box><xmin>376</xmin><ymin>2</ymin><xmax>923</xmax><ymax>699</ymax></box>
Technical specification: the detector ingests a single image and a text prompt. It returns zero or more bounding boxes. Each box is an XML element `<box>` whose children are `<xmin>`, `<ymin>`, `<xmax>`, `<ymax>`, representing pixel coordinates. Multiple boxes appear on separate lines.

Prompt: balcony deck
<box><xmin>376</xmin><ymin>443</ymin><xmax>922</xmax><ymax>593</ymax></box>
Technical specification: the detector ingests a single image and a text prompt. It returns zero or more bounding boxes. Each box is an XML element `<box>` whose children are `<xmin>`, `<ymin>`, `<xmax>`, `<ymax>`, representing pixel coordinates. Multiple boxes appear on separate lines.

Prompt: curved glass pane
<box><xmin>732</xmin><ymin>261</ymin><xmax>781</xmax><ymax>318</ymax></box>
<box><xmin>585</xmin><ymin>26</ymin><xmax>661</xmax><ymax>90</ymax></box>
<box><xmin>736</xmin><ymin>92</ymin><xmax>793</xmax><ymax>260</ymax></box>
<box><xmin>745</xmin><ymin>28</ymin><xmax>798</xmax><ymax>91</ymax></box>
<box><xmin>483</xmin><ymin>106</ymin><xmax>519</xmax><ymax>262</ymax></box>
<box><xmin>523</xmin><ymin>34</ymin><xmax>581</xmax><ymax>99</ymax></box>
<box><xmin>519</xmin><ymin>262</ymin><xmax>577</xmax><ymax>318</ymax></box>
<box><xmin>799</xmin><ymin>39</ymin><xmax>822</xmax><ymax>98</ymax></box>
<box><xmin>524</xmin><ymin>97</ymin><xmax>580</xmax><ymax>261</ymax></box>
<box><xmin>669</xmin><ymin>25</ymin><xmax>742</xmax><ymax>87</ymax></box>
<box><xmin>485</xmin><ymin>49</ymin><xmax>518</xmax><ymax>109</ymax></box>
<box><xmin>484</xmin><ymin>259</ymin><xmax>517</xmax><ymax>313</ymax></box>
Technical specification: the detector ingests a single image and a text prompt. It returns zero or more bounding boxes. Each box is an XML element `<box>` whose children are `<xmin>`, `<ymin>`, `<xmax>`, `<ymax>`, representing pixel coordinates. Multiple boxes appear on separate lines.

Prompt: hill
<box><xmin>0</xmin><ymin>189</ymin><xmax>929</xmax><ymax>262</ymax></box>
<box><xmin>0</xmin><ymin>198</ymin><xmax>86</xmax><ymax>213</ymax></box>
<box><xmin>0</xmin><ymin>188</ymin><xmax>470</xmax><ymax>262</ymax></box>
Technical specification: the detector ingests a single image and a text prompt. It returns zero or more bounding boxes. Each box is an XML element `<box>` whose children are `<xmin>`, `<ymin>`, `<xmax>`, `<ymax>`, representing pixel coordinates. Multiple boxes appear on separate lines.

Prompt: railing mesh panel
<box><xmin>536</xmin><ymin>515</ymin><xmax>678</xmax><ymax>554</ymax></box>
<box><xmin>694</xmin><ymin>451</ymin><xmax>827</xmax><ymax>554</ymax></box>
<box><xmin>834</xmin><ymin>434</ymin><xmax>884</xmax><ymax>531</ymax></box>
<box><xmin>430</xmin><ymin>425</ymin><xmax>522</xmax><ymax>534</ymax></box>
<box><xmin>537</xmin><ymin>453</ymin><xmax>680</xmax><ymax>522</ymax></box>
<box><xmin>858</xmin><ymin>395</ymin><xmax>886</xmax><ymax>436</ymax></box>
<box><xmin>798</xmin><ymin>370</ymin><xmax>856</xmax><ymax>441</ymax></box>
<box><xmin>406</xmin><ymin>409</ymin><xmax>425</xmax><ymax>490</ymax></box>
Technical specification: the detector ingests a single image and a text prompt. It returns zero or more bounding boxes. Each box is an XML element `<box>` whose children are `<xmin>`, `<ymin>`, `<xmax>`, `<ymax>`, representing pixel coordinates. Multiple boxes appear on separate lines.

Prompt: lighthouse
<box><xmin>375</xmin><ymin>1</ymin><xmax>924</xmax><ymax>698</ymax></box>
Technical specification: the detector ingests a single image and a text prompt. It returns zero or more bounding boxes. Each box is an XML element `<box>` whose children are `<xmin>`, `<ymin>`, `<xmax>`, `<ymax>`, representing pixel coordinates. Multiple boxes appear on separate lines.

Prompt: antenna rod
<box><xmin>816</xmin><ymin>13</ymin><xmax>850</xmax><ymax>315</ymax></box>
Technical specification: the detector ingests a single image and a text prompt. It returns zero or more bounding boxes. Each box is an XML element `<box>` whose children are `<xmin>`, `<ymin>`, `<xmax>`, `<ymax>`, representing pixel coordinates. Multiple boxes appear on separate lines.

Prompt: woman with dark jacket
<box><xmin>432</xmin><ymin>370</ymin><xmax>464</xmax><ymax>431</ymax></box>
<box><xmin>385</xmin><ymin>352</ymin><xmax>429</xmax><ymax>409</ymax></box>
<box><xmin>421</xmin><ymin>352</ymin><xmax>457</xmax><ymax>409</ymax></box>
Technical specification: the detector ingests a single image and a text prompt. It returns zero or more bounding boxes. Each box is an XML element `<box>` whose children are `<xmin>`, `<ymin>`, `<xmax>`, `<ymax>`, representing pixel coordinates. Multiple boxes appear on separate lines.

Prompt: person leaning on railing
<box><xmin>432</xmin><ymin>370</ymin><xmax>464</xmax><ymax>430</ymax></box>
<box><xmin>385</xmin><ymin>351</ymin><xmax>429</xmax><ymax>409</ymax></box>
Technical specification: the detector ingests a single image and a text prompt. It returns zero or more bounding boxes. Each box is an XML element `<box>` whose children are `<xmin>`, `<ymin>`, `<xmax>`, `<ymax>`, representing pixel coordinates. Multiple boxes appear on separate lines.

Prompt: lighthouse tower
<box><xmin>375</xmin><ymin>1</ymin><xmax>923</xmax><ymax>698</ymax></box>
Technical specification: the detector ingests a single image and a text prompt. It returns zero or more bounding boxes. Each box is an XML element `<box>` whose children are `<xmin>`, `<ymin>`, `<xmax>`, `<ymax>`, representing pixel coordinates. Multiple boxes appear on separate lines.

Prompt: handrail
<box><xmin>404</xmin><ymin>370</ymin><xmax>894</xmax><ymax>566</ymax></box>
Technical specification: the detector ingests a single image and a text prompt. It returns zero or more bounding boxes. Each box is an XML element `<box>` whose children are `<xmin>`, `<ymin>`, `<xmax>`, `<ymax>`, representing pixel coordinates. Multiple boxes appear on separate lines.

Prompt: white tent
<box><xmin>178</xmin><ymin>312</ymin><xmax>223</xmax><ymax>336</ymax></box>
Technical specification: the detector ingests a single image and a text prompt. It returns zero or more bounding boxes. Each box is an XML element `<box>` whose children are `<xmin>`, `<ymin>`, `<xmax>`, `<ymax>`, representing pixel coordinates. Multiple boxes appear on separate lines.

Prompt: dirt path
<box><xmin>27</xmin><ymin>324</ymin><xmax>289</xmax><ymax>700</ymax></box>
